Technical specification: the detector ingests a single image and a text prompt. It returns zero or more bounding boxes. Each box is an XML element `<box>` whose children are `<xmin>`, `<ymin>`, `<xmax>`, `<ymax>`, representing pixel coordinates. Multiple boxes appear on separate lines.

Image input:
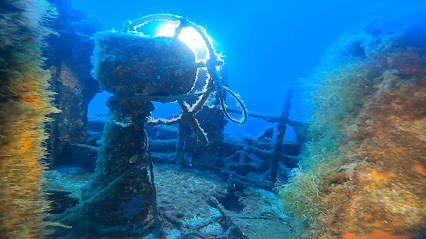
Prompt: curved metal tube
<box><xmin>124</xmin><ymin>13</ymin><xmax>247</xmax><ymax>125</ymax></box>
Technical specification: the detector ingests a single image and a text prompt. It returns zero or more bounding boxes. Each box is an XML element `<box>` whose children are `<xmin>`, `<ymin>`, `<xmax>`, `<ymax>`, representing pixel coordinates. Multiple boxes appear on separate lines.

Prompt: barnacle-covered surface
<box><xmin>279</xmin><ymin>18</ymin><xmax>426</xmax><ymax>239</ymax></box>
<box><xmin>92</xmin><ymin>31</ymin><xmax>198</xmax><ymax>96</ymax></box>
<box><xmin>0</xmin><ymin>0</ymin><xmax>58</xmax><ymax>237</ymax></box>
<box><xmin>44</xmin><ymin>0</ymin><xmax>101</xmax><ymax>167</ymax></box>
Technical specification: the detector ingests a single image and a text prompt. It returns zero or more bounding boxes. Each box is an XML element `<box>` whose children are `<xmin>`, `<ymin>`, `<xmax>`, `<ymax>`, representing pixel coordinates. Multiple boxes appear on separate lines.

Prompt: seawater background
<box><xmin>77</xmin><ymin>0</ymin><xmax>426</xmax><ymax>139</ymax></box>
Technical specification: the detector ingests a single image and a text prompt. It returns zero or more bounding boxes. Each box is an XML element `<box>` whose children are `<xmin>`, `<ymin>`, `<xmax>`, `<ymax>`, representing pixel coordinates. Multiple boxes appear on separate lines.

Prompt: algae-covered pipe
<box><xmin>71</xmin><ymin>29</ymin><xmax>199</xmax><ymax>238</ymax></box>
<box><xmin>77</xmin><ymin>99</ymin><xmax>160</xmax><ymax>237</ymax></box>
<box><xmin>270</xmin><ymin>89</ymin><xmax>293</xmax><ymax>184</ymax></box>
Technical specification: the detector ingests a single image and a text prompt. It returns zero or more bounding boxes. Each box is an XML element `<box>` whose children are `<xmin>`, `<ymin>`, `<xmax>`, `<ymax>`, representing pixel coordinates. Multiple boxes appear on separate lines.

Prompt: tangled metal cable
<box><xmin>109</xmin><ymin>14</ymin><xmax>248</xmax><ymax>145</ymax></box>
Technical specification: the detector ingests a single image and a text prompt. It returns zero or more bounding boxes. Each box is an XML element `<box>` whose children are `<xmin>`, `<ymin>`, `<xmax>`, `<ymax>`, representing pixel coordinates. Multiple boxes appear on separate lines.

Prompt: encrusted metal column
<box><xmin>81</xmin><ymin>99</ymin><xmax>157</xmax><ymax>237</ymax></box>
<box><xmin>73</xmin><ymin>29</ymin><xmax>198</xmax><ymax>238</ymax></box>
<box><xmin>270</xmin><ymin>89</ymin><xmax>293</xmax><ymax>184</ymax></box>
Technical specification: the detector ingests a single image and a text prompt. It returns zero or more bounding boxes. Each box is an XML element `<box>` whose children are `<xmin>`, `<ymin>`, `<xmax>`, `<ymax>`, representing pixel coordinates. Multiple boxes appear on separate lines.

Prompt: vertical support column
<box><xmin>79</xmin><ymin>99</ymin><xmax>159</xmax><ymax>238</ymax></box>
<box><xmin>175</xmin><ymin>122</ymin><xmax>190</xmax><ymax>165</ymax></box>
<box><xmin>270</xmin><ymin>89</ymin><xmax>293</xmax><ymax>184</ymax></box>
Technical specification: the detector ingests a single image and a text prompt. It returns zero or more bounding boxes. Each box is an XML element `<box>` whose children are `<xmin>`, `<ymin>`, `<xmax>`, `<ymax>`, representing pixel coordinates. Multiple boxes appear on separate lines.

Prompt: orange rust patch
<box><xmin>372</xmin><ymin>221</ymin><xmax>383</xmax><ymax>227</ymax></box>
<box><xmin>371</xmin><ymin>169</ymin><xmax>395</xmax><ymax>182</ymax></box>
<box><xmin>411</xmin><ymin>164</ymin><xmax>426</xmax><ymax>176</ymax></box>
<box><xmin>342</xmin><ymin>230</ymin><xmax>410</xmax><ymax>239</ymax></box>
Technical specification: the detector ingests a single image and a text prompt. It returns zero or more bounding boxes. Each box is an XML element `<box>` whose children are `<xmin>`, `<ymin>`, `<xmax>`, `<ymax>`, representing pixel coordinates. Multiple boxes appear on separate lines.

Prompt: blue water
<box><xmin>79</xmin><ymin>0</ymin><xmax>426</xmax><ymax>138</ymax></box>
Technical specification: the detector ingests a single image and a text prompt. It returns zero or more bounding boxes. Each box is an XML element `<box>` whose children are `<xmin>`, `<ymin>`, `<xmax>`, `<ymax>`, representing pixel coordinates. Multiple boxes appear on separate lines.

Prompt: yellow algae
<box><xmin>0</xmin><ymin>0</ymin><xmax>57</xmax><ymax>238</ymax></box>
<box><xmin>279</xmin><ymin>21</ymin><xmax>426</xmax><ymax>239</ymax></box>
